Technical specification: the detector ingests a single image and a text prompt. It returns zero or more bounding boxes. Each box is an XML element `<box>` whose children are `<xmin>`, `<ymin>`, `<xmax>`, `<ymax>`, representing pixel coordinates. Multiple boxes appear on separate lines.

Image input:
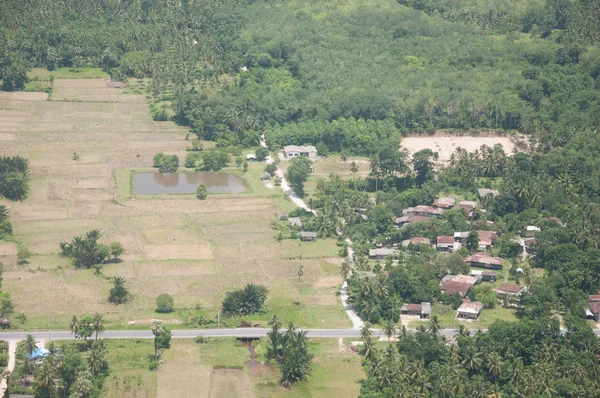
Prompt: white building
<box><xmin>283</xmin><ymin>145</ymin><xmax>318</xmax><ymax>160</ymax></box>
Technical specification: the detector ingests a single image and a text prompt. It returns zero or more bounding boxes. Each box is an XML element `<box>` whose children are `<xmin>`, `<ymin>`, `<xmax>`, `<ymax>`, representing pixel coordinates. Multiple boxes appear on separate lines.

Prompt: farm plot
<box><xmin>0</xmin><ymin>77</ymin><xmax>348</xmax><ymax>329</ymax></box>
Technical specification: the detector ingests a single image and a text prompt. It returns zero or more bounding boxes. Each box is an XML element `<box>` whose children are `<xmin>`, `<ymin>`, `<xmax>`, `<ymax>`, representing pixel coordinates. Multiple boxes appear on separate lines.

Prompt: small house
<box><xmin>401</xmin><ymin>303</ymin><xmax>422</xmax><ymax>316</ymax></box>
<box><xmin>453</xmin><ymin>231</ymin><xmax>469</xmax><ymax>243</ymax></box>
<box><xmin>402</xmin><ymin>205</ymin><xmax>445</xmax><ymax>219</ymax></box>
<box><xmin>283</xmin><ymin>145</ymin><xmax>318</xmax><ymax>160</ymax></box>
<box><xmin>28</xmin><ymin>347</ymin><xmax>50</xmax><ymax>361</ymax></box>
<box><xmin>0</xmin><ymin>313</ymin><xmax>9</xmax><ymax>328</ymax></box>
<box><xmin>464</xmin><ymin>253</ymin><xmax>503</xmax><ymax>270</ymax></box>
<box><xmin>402</xmin><ymin>237</ymin><xmax>431</xmax><ymax>247</ymax></box>
<box><xmin>477</xmin><ymin>230</ymin><xmax>499</xmax><ymax>250</ymax></box>
<box><xmin>288</xmin><ymin>217</ymin><xmax>303</xmax><ymax>228</ymax></box>
<box><xmin>440</xmin><ymin>275</ymin><xmax>478</xmax><ymax>298</ymax></box>
<box><xmin>587</xmin><ymin>301</ymin><xmax>600</xmax><ymax>322</ymax></box>
<box><xmin>246</xmin><ymin>154</ymin><xmax>257</xmax><ymax>161</ymax></box>
<box><xmin>433</xmin><ymin>197</ymin><xmax>456</xmax><ymax>209</ymax></box>
<box><xmin>369</xmin><ymin>248</ymin><xmax>397</xmax><ymax>260</ymax></box>
<box><xmin>477</xmin><ymin>188</ymin><xmax>500</xmax><ymax>198</ymax></box>
<box><xmin>279</xmin><ymin>213</ymin><xmax>288</xmax><ymax>221</ymax></box>
<box><xmin>300</xmin><ymin>231</ymin><xmax>317</xmax><ymax>242</ymax></box>
<box><xmin>526</xmin><ymin>225</ymin><xmax>541</xmax><ymax>232</ymax></box>
<box><xmin>470</xmin><ymin>270</ymin><xmax>497</xmax><ymax>282</ymax></box>
<box><xmin>261</xmin><ymin>172</ymin><xmax>271</xmax><ymax>181</ymax></box>
<box><xmin>421</xmin><ymin>302</ymin><xmax>431</xmax><ymax>319</ymax></box>
<box><xmin>394</xmin><ymin>215</ymin><xmax>432</xmax><ymax>227</ymax></box>
<box><xmin>495</xmin><ymin>282</ymin><xmax>526</xmax><ymax>297</ymax></box>
<box><xmin>457</xmin><ymin>301</ymin><xmax>484</xmax><ymax>320</ymax></box>
<box><xmin>436</xmin><ymin>236</ymin><xmax>455</xmax><ymax>252</ymax></box>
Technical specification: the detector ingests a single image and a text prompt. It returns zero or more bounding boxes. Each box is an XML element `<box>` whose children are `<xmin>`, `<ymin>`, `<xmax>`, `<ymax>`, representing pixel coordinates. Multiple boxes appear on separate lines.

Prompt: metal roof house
<box><xmin>457</xmin><ymin>301</ymin><xmax>484</xmax><ymax>320</ymax></box>
<box><xmin>283</xmin><ymin>145</ymin><xmax>318</xmax><ymax>160</ymax></box>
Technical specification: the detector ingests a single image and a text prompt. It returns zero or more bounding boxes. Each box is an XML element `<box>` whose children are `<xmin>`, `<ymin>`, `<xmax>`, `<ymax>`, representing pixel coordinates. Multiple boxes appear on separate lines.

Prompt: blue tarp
<box><xmin>28</xmin><ymin>347</ymin><xmax>49</xmax><ymax>359</ymax></box>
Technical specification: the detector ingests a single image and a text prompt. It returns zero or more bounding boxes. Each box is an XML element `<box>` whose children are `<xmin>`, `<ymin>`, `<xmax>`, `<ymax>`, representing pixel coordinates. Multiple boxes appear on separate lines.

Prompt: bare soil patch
<box><xmin>401</xmin><ymin>134</ymin><xmax>515</xmax><ymax>162</ymax></box>
<box><xmin>0</xmin><ymin>92</ymin><xmax>48</xmax><ymax>101</ymax></box>
<box><xmin>144</xmin><ymin>244</ymin><xmax>214</xmax><ymax>260</ymax></box>
<box><xmin>211</xmin><ymin>368</ymin><xmax>255</xmax><ymax>398</ymax></box>
<box><xmin>0</xmin><ymin>243</ymin><xmax>17</xmax><ymax>256</ymax></box>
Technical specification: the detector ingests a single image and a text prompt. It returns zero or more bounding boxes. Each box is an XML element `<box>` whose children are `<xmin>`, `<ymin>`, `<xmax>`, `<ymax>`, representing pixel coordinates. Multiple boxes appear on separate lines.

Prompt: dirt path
<box><xmin>0</xmin><ymin>340</ymin><xmax>17</xmax><ymax>397</ymax></box>
<box><xmin>262</xmin><ymin>134</ymin><xmax>363</xmax><ymax>329</ymax></box>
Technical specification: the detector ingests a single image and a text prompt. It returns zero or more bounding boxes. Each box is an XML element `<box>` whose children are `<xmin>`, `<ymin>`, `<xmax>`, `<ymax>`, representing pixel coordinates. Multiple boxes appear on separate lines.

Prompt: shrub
<box><xmin>196</xmin><ymin>184</ymin><xmax>208</xmax><ymax>199</ymax></box>
<box><xmin>0</xmin><ymin>353</ymin><xmax>7</xmax><ymax>367</ymax></box>
<box><xmin>155</xmin><ymin>293</ymin><xmax>174</xmax><ymax>313</ymax></box>
<box><xmin>195</xmin><ymin>336</ymin><xmax>206</xmax><ymax>344</ymax></box>
<box><xmin>186</xmin><ymin>140</ymin><xmax>204</xmax><ymax>152</ymax></box>
<box><xmin>153</xmin><ymin>153</ymin><xmax>179</xmax><ymax>173</ymax></box>
<box><xmin>255</xmin><ymin>147</ymin><xmax>269</xmax><ymax>161</ymax></box>
<box><xmin>264</xmin><ymin>163</ymin><xmax>277</xmax><ymax>176</ymax></box>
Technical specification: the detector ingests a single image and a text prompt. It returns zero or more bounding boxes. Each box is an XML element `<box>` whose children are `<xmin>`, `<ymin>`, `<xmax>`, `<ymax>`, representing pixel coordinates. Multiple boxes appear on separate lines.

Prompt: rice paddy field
<box><xmin>0</xmin><ymin>73</ymin><xmax>350</xmax><ymax>330</ymax></box>
<box><xmin>103</xmin><ymin>338</ymin><xmax>364</xmax><ymax>398</ymax></box>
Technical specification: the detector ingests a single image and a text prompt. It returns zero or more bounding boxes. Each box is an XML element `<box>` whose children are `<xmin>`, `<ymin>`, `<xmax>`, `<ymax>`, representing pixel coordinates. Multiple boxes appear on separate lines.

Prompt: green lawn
<box><xmin>103</xmin><ymin>339</ymin><xmax>157</xmax><ymax>398</ymax></box>
<box><xmin>280</xmin><ymin>238</ymin><xmax>342</xmax><ymax>259</ymax></box>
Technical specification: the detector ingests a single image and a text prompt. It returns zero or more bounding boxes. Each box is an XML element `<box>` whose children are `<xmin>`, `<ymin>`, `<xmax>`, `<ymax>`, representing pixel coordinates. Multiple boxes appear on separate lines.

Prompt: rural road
<box><xmin>2</xmin><ymin>327</ymin><xmax>599</xmax><ymax>343</ymax></box>
<box><xmin>0</xmin><ymin>328</ymin><xmax>454</xmax><ymax>342</ymax></box>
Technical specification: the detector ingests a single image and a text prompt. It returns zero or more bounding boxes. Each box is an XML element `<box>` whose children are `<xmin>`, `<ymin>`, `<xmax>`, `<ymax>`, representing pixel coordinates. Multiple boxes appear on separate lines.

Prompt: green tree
<box><xmin>196</xmin><ymin>184</ymin><xmax>208</xmax><ymax>199</ymax></box>
<box><xmin>466</xmin><ymin>231</ymin><xmax>479</xmax><ymax>253</ymax></box>
<box><xmin>153</xmin><ymin>153</ymin><xmax>179</xmax><ymax>173</ymax></box>
<box><xmin>243</xmin><ymin>160</ymin><xmax>248</xmax><ymax>172</ymax></box>
<box><xmin>156</xmin><ymin>293</ymin><xmax>174</xmax><ymax>313</ymax></box>
<box><xmin>92</xmin><ymin>313</ymin><xmax>105</xmax><ymax>341</ymax></box>
<box><xmin>108</xmin><ymin>276</ymin><xmax>129</xmax><ymax>304</ymax></box>
<box><xmin>285</xmin><ymin>157</ymin><xmax>312</xmax><ymax>197</ymax></box>
<box><xmin>221</xmin><ymin>283</ymin><xmax>268</xmax><ymax>316</ymax></box>
<box><xmin>235</xmin><ymin>156</ymin><xmax>243</xmax><ymax>167</ymax></box>
<box><xmin>22</xmin><ymin>334</ymin><xmax>38</xmax><ymax>357</ymax></box>
<box><xmin>350</xmin><ymin>161</ymin><xmax>359</xmax><ymax>174</ymax></box>
<box><xmin>109</xmin><ymin>242</ymin><xmax>124</xmax><ymax>260</ymax></box>
<box><xmin>255</xmin><ymin>147</ymin><xmax>269</xmax><ymax>161</ymax></box>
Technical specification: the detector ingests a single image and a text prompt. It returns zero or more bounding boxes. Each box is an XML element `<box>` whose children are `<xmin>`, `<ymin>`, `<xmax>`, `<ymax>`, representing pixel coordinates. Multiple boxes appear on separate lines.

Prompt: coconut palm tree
<box><xmin>69</xmin><ymin>315</ymin><xmax>80</xmax><ymax>340</ymax></box>
<box><xmin>360</xmin><ymin>322</ymin><xmax>373</xmax><ymax>341</ymax></box>
<box><xmin>92</xmin><ymin>313</ymin><xmax>105</xmax><ymax>341</ymax></box>
<box><xmin>88</xmin><ymin>345</ymin><xmax>106</xmax><ymax>374</ymax></box>
<box><xmin>486</xmin><ymin>352</ymin><xmax>502</xmax><ymax>388</ymax></box>
<box><xmin>340</xmin><ymin>258</ymin><xmax>352</xmax><ymax>280</ymax></box>
<box><xmin>460</xmin><ymin>346</ymin><xmax>482</xmax><ymax>376</ymax></box>
<box><xmin>382</xmin><ymin>320</ymin><xmax>396</xmax><ymax>344</ymax></box>
<box><xmin>296</xmin><ymin>264</ymin><xmax>304</xmax><ymax>303</ymax></box>
<box><xmin>22</xmin><ymin>334</ymin><xmax>37</xmax><ymax>358</ymax></box>
<box><xmin>428</xmin><ymin>316</ymin><xmax>441</xmax><ymax>337</ymax></box>
<box><xmin>36</xmin><ymin>361</ymin><xmax>57</xmax><ymax>394</ymax></box>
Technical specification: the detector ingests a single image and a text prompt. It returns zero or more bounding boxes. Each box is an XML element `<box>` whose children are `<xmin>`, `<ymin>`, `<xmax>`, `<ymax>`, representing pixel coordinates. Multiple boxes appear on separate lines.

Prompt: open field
<box><xmin>0</xmin><ymin>75</ymin><xmax>349</xmax><ymax>330</ymax></box>
<box><xmin>401</xmin><ymin>134</ymin><xmax>515</xmax><ymax>162</ymax></box>
<box><xmin>103</xmin><ymin>338</ymin><xmax>364</xmax><ymax>398</ymax></box>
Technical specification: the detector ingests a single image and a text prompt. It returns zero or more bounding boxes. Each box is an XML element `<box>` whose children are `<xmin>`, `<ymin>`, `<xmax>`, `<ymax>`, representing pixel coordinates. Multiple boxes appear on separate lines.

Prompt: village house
<box><xmin>300</xmin><ymin>231</ymin><xmax>317</xmax><ymax>242</ymax></box>
<box><xmin>279</xmin><ymin>213</ymin><xmax>288</xmax><ymax>221</ymax></box>
<box><xmin>402</xmin><ymin>237</ymin><xmax>431</xmax><ymax>247</ymax></box>
<box><xmin>453</xmin><ymin>231</ymin><xmax>470</xmax><ymax>243</ymax></box>
<box><xmin>476</xmin><ymin>230</ymin><xmax>499</xmax><ymax>250</ymax></box>
<box><xmin>464</xmin><ymin>252</ymin><xmax>503</xmax><ymax>270</ymax></box>
<box><xmin>394</xmin><ymin>215</ymin><xmax>432</xmax><ymax>227</ymax></box>
<box><xmin>261</xmin><ymin>172</ymin><xmax>271</xmax><ymax>181</ymax></box>
<box><xmin>471</xmin><ymin>270</ymin><xmax>497</xmax><ymax>282</ymax></box>
<box><xmin>457</xmin><ymin>301</ymin><xmax>484</xmax><ymax>320</ymax></box>
<box><xmin>436</xmin><ymin>236</ymin><xmax>455</xmax><ymax>252</ymax></box>
<box><xmin>288</xmin><ymin>217</ymin><xmax>303</xmax><ymax>228</ymax></box>
<box><xmin>433</xmin><ymin>197</ymin><xmax>456</xmax><ymax>209</ymax></box>
<box><xmin>369</xmin><ymin>248</ymin><xmax>397</xmax><ymax>260</ymax></box>
<box><xmin>246</xmin><ymin>153</ymin><xmax>257</xmax><ymax>161</ymax></box>
<box><xmin>402</xmin><ymin>205</ymin><xmax>446</xmax><ymax>219</ymax></box>
<box><xmin>495</xmin><ymin>282</ymin><xmax>526</xmax><ymax>297</ymax></box>
<box><xmin>587</xmin><ymin>302</ymin><xmax>600</xmax><ymax>322</ymax></box>
<box><xmin>283</xmin><ymin>145</ymin><xmax>318</xmax><ymax>160</ymax></box>
<box><xmin>440</xmin><ymin>274</ymin><xmax>478</xmax><ymax>298</ymax></box>
<box><xmin>401</xmin><ymin>302</ymin><xmax>431</xmax><ymax>319</ymax></box>
<box><xmin>477</xmin><ymin>188</ymin><xmax>500</xmax><ymax>198</ymax></box>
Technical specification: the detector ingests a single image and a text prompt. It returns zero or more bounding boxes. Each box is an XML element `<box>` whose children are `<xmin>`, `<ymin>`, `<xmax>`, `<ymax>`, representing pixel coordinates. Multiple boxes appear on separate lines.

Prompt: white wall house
<box><xmin>283</xmin><ymin>145</ymin><xmax>318</xmax><ymax>160</ymax></box>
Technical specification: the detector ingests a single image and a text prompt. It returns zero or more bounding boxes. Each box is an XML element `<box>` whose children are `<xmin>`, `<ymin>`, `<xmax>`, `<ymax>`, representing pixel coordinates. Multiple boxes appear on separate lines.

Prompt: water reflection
<box><xmin>134</xmin><ymin>172</ymin><xmax>246</xmax><ymax>194</ymax></box>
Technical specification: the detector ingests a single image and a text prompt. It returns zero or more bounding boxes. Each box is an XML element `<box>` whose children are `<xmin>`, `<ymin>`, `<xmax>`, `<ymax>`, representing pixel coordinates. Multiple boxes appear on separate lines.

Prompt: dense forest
<box><xmin>2</xmin><ymin>0</ymin><xmax>600</xmax><ymax>149</ymax></box>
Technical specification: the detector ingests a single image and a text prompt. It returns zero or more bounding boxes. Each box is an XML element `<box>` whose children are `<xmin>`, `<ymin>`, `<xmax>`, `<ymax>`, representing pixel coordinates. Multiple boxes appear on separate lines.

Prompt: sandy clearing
<box><xmin>0</xmin><ymin>92</ymin><xmax>48</xmax><ymax>101</ymax></box>
<box><xmin>0</xmin><ymin>133</ymin><xmax>17</xmax><ymax>140</ymax></box>
<box><xmin>0</xmin><ymin>242</ymin><xmax>17</xmax><ymax>256</ymax></box>
<box><xmin>144</xmin><ymin>244</ymin><xmax>214</xmax><ymax>260</ymax></box>
<box><xmin>401</xmin><ymin>135</ymin><xmax>515</xmax><ymax>162</ymax></box>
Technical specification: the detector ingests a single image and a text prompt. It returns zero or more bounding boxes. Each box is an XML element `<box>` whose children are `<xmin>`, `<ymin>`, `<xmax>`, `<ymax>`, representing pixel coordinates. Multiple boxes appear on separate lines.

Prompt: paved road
<box><xmin>0</xmin><ymin>328</ymin><xmax>462</xmax><ymax>342</ymax></box>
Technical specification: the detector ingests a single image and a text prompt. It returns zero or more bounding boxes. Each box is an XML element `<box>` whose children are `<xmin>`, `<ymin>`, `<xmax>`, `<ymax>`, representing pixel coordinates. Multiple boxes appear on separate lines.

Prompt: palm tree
<box><xmin>268</xmin><ymin>314</ymin><xmax>281</xmax><ymax>332</ymax></box>
<box><xmin>36</xmin><ymin>361</ymin><xmax>57</xmax><ymax>394</ymax></box>
<box><xmin>92</xmin><ymin>313</ymin><xmax>105</xmax><ymax>341</ymax></box>
<box><xmin>22</xmin><ymin>334</ymin><xmax>37</xmax><ymax>358</ymax></box>
<box><xmin>382</xmin><ymin>320</ymin><xmax>396</xmax><ymax>344</ymax></box>
<box><xmin>69</xmin><ymin>315</ymin><xmax>80</xmax><ymax>340</ymax></box>
<box><xmin>428</xmin><ymin>316</ymin><xmax>441</xmax><ymax>337</ymax></box>
<box><xmin>88</xmin><ymin>345</ymin><xmax>106</xmax><ymax>374</ymax></box>
<box><xmin>460</xmin><ymin>346</ymin><xmax>482</xmax><ymax>376</ymax></box>
<box><xmin>296</xmin><ymin>264</ymin><xmax>304</xmax><ymax>303</ymax></box>
<box><xmin>486</xmin><ymin>352</ymin><xmax>502</xmax><ymax>387</ymax></box>
<box><xmin>360</xmin><ymin>322</ymin><xmax>373</xmax><ymax>341</ymax></box>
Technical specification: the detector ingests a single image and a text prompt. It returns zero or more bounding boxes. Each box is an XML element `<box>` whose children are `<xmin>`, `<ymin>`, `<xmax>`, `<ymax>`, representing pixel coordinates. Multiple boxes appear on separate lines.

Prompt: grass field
<box><xmin>102</xmin><ymin>338</ymin><xmax>364</xmax><ymax>397</ymax></box>
<box><xmin>0</xmin><ymin>71</ymin><xmax>349</xmax><ymax>330</ymax></box>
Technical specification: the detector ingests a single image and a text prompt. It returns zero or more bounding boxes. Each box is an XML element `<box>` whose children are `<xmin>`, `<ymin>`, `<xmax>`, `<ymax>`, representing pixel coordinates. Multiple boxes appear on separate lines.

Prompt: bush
<box><xmin>264</xmin><ymin>163</ymin><xmax>277</xmax><ymax>176</ymax></box>
<box><xmin>153</xmin><ymin>153</ymin><xmax>179</xmax><ymax>173</ymax></box>
<box><xmin>195</xmin><ymin>336</ymin><xmax>206</xmax><ymax>344</ymax></box>
<box><xmin>155</xmin><ymin>293</ymin><xmax>174</xmax><ymax>313</ymax></box>
<box><xmin>110</xmin><ymin>242</ymin><xmax>124</xmax><ymax>259</ymax></box>
<box><xmin>196</xmin><ymin>184</ymin><xmax>208</xmax><ymax>199</ymax></box>
<box><xmin>0</xmin><ymin>353</ymin><xmax>8</xmax><ymax>367</ymax></box>
<box><xmin>185</xmin><ymin>152</ymin><xmax>203</xmax><ymax>168</ymax></box>
<box><xmin>186</xmin><ymin>140</ymin><xmax>204</xmax><ymax>152</ymax></box>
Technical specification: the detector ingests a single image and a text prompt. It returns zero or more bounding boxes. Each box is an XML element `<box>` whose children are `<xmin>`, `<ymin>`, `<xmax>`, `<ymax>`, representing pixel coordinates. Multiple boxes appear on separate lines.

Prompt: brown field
<box><xmin>401</xmin><ymin>134</ymin><xmax>515</xmax><ymax>162</ymax></box>
<box><xmin>0</xmin><ymin>77</ymin><xmax>349</xmax><ymax>329</ymax></box>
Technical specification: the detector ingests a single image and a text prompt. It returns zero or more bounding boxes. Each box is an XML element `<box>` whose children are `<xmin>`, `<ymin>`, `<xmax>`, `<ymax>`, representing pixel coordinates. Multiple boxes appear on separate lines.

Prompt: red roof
<box><xmin>411</xmin><ymin>237</ymin><xmax>431</xmax><ymax>245</ymax></box>
<box><xmin>440</xmin><ymin>281</ymin><xmax>472</xmax><ymax>297</ymax></box>
<box><xmin>589</xmin><ymin>301</ymin><xmax>600</xmax><ymax>314</ymax></box>
<box><xmin>406</xmin><ymin>304</ymin><xmax>421</xmax><ymax>312</ymax></box>
<box><xmin>589</xmin><ymin>295</ymin><xmax>600</xmax><ymax>302</ymax></box>
<box><xmin>497</xmin><ymin>282</ymin><xmax>524</xmax><ymax>294</ymax></box>
<box><xmin>464</xmin><ymin>253</ymin><xmax>503</xmax><ymax>266</ymax></box>
<box><xmin>437</xmin><ymin>236</ymin><xmax>455</xmax><ymax>244</ymax></box>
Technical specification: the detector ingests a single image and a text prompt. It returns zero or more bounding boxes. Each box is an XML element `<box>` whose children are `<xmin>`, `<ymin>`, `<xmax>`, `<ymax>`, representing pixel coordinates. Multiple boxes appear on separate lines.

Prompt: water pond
<box><xmin>134</xmin><ymin>172</ymin><xmax>246</xmax><ymax>194</ymax></box>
